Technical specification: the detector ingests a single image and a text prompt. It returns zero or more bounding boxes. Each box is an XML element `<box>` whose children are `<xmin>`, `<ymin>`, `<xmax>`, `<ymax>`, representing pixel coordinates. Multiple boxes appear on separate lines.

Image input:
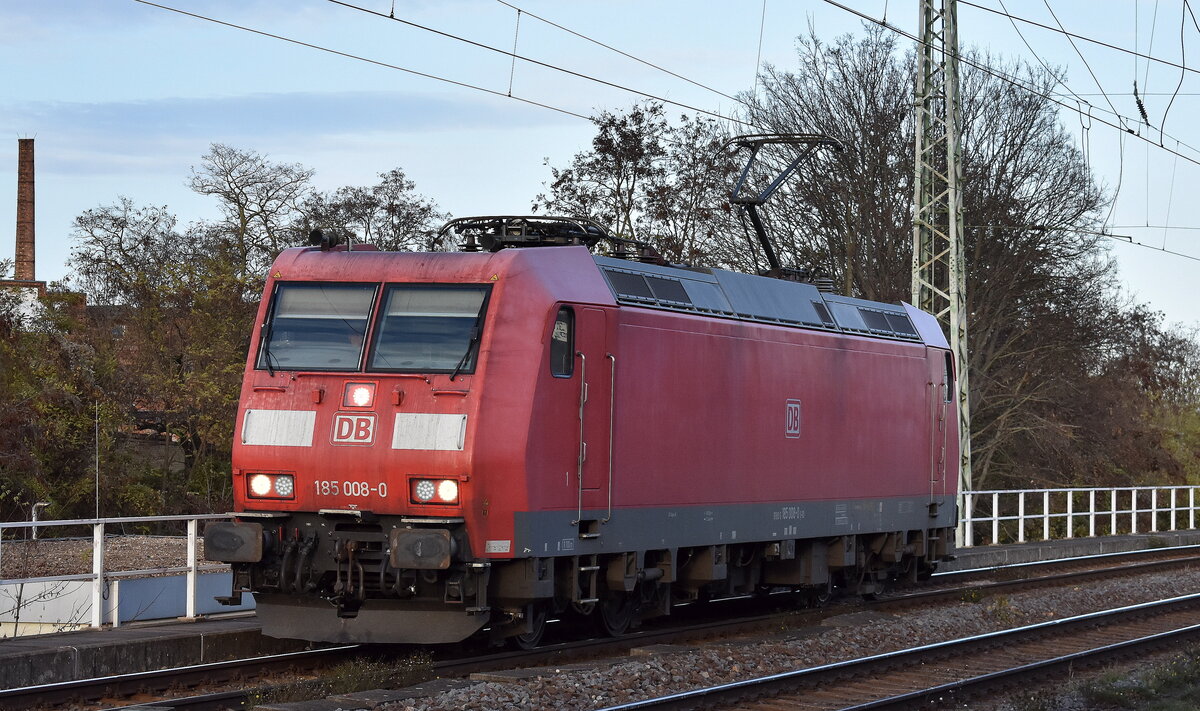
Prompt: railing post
<box><xmin>1088</xmin><ymin>489</ymin><xmax>1096</xmax><ymax>538</ymax></box>
<box><xmin>1070</xmin><ymin>490</ymin><xmax>1080</xmax><ymax>538</ymax></box>
<box><xmin>1017</xmin><ymin>492</ymin><xmax>1026</xmax><ymax>543</ymax></box>
<box><xmin>1043</xmin><ymin>490</ymin><xmax>1050</xmax><ymax>541</ymax></box>
<box><xmin>991</xmin><ymin>492</ymin><xmax>999</xmax><ymax>544</ymax></box>
<box><xmin>1131</xmin><ymin>490</ymin><xmax>1138</xmax><ymax>534</ymax></box>
<box><xmin>1171</xmin><ymin>488</ymin><xmax>1178</xmax><ymax>532</ymax></box>
<box><xmin>91</xmin><ymin>521</ymin><xmax>105</xmax><ymax>629</ymax></box>
<box><xmin>111</xmin><ymin>579</ymin><xmax>121</xmax><ymax>628</ymax></box>
<box><xmin>964</xmin><ymin>493</ymin><xmax>974</xmax><ymax>547</ymax></box>
<box><xmin>186</xmin><ymin>518</ymin><xmax>198</xmax><ymax>619</ymax></box>
<box><xmin>1192</xmin><ymin>488</ymin><xmax>1196</xmax><ymax>531</ymax></box>
<box><xmin>1111</xmin><ymin>489</ymin><xmax>1118</xmax><ymax>534</ymax></box>
<box><xmin>1151</xmin><ymin>489</ymin><xmax>1159</xmax><ymax>533</ymax></box>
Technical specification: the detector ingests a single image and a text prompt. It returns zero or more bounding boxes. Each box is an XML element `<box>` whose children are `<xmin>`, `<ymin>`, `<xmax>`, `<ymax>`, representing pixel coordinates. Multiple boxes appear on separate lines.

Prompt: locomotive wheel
<box><xmin>807</xmin><ymin>581</ymin><xmax>833</xmax><ymax>607</ymax></box>
<box><xmin>597</xmin><ymin>591</ymin><xmax>636</xmax><ymax>637</ymax></box>
<box><xmin>510</xmin><ymin>603</ymin><xmax>548</xmax><ymax>650</ymax></box>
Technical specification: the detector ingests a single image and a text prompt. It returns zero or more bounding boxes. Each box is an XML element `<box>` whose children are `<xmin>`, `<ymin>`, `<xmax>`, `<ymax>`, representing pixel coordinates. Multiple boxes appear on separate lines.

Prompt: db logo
<box><xmin>785</xmin><ymin>399</ymin><xmax>802</xmax><ymax>439</ymax></box>
<box><xmin>332</xmin><ymin>413</ymin><xmax>376</xmax><ymax>445</ymax></box>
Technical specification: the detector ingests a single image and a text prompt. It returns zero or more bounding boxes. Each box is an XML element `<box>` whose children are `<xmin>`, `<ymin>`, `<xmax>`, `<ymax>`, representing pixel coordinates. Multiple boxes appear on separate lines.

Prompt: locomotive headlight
<box><xmin>413</xmin><ymin>479</ymin><xmax>436</xmax><ymax>502</ymax></box>
<box><xmin>436</xmin><ymin>479</ymin><xmax>459</xmax><ymax>503</ymax></box>
<box><xmin>411</xmin><ymin>478</ymin><xmax>459</xmax><ymax>505</ymax></box>
<box><xmin>342</xmin><ymin>381</ymin><xmax>376</xmax><ymax>408</ymax></box>
<box><xmin>247</xmin><ymin>473</ymin><xmax>295</xmax><ymax>499</ymax></box>
<box><xmin>249</xmin><ymin>474</ymin><xmax>273</xmax><ymax>497</ymax></box>
<box><xmin>273</xmin><ymin>475</ymin><xmax>294</xmax><ymax>497</ymax></box>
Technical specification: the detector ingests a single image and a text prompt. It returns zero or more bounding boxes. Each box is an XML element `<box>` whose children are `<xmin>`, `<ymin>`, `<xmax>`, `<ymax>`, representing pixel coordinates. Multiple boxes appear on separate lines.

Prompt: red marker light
<box><xmin>342</xmin><ymin>382</ymin><xmax>376</xmax><ymax>408</ymax></box>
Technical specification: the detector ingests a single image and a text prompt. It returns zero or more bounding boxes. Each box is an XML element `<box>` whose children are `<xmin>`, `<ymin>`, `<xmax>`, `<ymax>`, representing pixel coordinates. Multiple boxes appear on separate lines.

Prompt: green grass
<box><xmin>1005</xmin><ymin>649</ymin><xmax>1200</xmax><ymax>711</ymax></box>
<box><xmin>1080</xmin><ymin>650</ymin><xmax>1200</xmax><ymax>710</ymax></box>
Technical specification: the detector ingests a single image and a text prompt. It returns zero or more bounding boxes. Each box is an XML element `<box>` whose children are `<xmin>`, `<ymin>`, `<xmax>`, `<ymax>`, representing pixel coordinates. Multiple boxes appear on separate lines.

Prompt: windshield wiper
<box><xmin>449</xmin><ymin>299</ymin><xmax>487</xmax><ymax>382</ymax></box>
<box><xmin>260</xmin><ymin>321</ymin><xmax>277</xmax><ymax>376</ymax></box>
<box><xmin>449</xmin><ymin>326</ymin><xmax>479</xmax><ymax>382</ymax></box>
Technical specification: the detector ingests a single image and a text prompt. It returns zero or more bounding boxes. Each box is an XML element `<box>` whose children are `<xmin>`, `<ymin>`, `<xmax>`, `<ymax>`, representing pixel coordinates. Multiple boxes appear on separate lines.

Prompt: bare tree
<box><xmin>536</xmin><ymin>102</ymin><xmax>669</xmax><ymax>241</ymax></box>
<box><xmin>537</xmin><ymin>103</ymin><xmax>745</xmax><ymax>265</ymax></box>
<box><xmin>69</xmin><ymin>199</ymin><xmax>193</xmax><ymax>305</ymax></box>
<box><xmin>298</xmin><ymin>168</ymin><xmax>448</xmax><ymax>252</ymax></box>
<box><xmin>740</xmin><ymin>26</ymin><xmax>917</xmax><ymax>301</ymax></box>
<box><xmin>188</xmin><ymin>144</ymin><xmax>314</xmax><ymax>275</ymax></box>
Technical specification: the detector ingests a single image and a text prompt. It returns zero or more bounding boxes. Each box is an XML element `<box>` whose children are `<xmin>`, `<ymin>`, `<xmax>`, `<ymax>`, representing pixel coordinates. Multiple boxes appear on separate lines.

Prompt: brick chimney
<box><xmin>15</xmin><ymin>138</ymin><xmax>34</xmax><ymax>281</ymax></box>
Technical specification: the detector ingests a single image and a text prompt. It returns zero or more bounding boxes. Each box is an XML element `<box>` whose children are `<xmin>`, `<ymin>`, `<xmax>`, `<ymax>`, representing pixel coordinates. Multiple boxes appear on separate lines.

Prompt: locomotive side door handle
<box><xmin>603</xmin><ymin>353</ymin><xmax>616</xmax><ymax>523</ymax></box>
<box><xmin>573</xmin><ymin>351</ymin><xmax>586</xmax><ymax>526</ymax></box>
<box><xmin>935</xmin><ymin>382</ymin><xmax>949</xmax><ymax>499</ymax></box>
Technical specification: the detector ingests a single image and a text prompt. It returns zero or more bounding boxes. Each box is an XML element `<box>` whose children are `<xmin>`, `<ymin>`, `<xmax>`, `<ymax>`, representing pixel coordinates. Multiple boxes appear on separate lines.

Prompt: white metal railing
<box><xmin>0</xmin><ymin>514</ymin><xmax>231</xmax><ymax>629</ymax></box>
<box><xmin>962</xmin><ymin>487</ymin><xmax>1200</xmax><ymax>547</ymax></box>
<box><xmin>5</xmin><ymin>492</ymin><xmax>1197</xmax><ymax>626</ymax></box>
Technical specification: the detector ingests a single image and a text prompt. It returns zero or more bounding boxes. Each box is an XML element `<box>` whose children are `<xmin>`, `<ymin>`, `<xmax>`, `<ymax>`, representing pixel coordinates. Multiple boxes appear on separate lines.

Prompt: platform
<box><xmin>0</xmin><ymin>614</ymin><xmax>307</xmax><ymax>690</ymax></box>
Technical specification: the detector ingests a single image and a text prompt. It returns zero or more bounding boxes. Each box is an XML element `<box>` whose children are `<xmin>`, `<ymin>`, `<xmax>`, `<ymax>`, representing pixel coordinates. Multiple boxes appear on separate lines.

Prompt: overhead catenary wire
<box><xmin>493</xmin><ymin>0</ymin><xmax>745</xmax><ymax>107</ymax></box>
<box><xmin>1041</xmin><ymin>0</ymin><xmax>1124</xmax><ymax>126</ymax></box>
<box><xmin>1113</xmin><ymin>223</ymin><xmax>1200</xmax><ymax>230</ymax></box>
<box><xmin>993</xmin><ymin>0</ymin><xmax>1123</xmax><ymax>210</ymax></box>
<box><xmin>130</xmin><ymin>0</ymin><xmax>592</xmax><ymax>121</ymax></box>
<box><xmin>326</xmin><ymin>0</ymin><xmax>753</xmax><ymax>126</ymax></box>
<box><xmin>506</xmin><ymin>7</ymin><xmax>520</xmax><ymax>97</ymax></box>
<box><xmin>822</xmin><ymin>0</ymin><xmax>1200</xmax><ymax>266</ymax></box>
<box><xmin>1140</xmin><ymin>0</ymin><xmax>1161</xmax><ymax>90</ymax></box>
<box><xmin>819</xmin><ymin>0</ymin><xmax>1200</xmax><ymax>171</ymax></box>
<box><xmin>1162</xmin><ymin>141</ymin><xmax>1181</xmax><ymax>248</ymax></box>
<box><xmin>1153</xmin><ymin>3</ymin><xmax>1185</xmax><ymax>146</ymax></box>
<box><xmin>753</xmin><ymin>0</ymin><xmax>768</xmax><ymax>96</ymax></box>
<box><xmin>968</xmin><ymin>225</ymin><xmax>1200</xmax><ymax>263</ymax></box>
<box><xmin>960</xmin><ymin>0</ymin><xmax>1200</xmax><ymax>78</ymax></box>
<box><xmin>996</xmin><ymin>0</ymin><xmax>1095</xmax><ymax>114</ymax></box>
<box><xmin>1106</xmin><ymin>234</ymin><xmax>1200</xmax><ymax>262</ymax></box>
<box><xmin>1166</xmin><ymin>0</ymin><xmax>1200</xmax><ymax>145</ymax></box>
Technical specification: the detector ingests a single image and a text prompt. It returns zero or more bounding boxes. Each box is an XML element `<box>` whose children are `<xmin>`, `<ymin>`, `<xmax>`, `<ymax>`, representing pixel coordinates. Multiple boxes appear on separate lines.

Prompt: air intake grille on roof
<box><xmin>646</xmin><ymin>276</ymin><xmax>691</xmax><ymax>304</ymax></box>
<box><xmin>859</xmin><ymin>309</ymin><xmax>892</xmax><ymax>333</ymax></box>
<box><xmin>596</xmin><ymin>258</ymin><xmax>923</xmax><ymax>343</ymax></box>
<box><xmin>605</xmin><ymin>270</ymin><xmax>654</xmax><ymax>300</ymax></box>
<box><xmin>886</xmin><ymin>312</ymin><xmax>918</xmax><ymax>336</ymax></box>
<box><xmin>812</xmin><ymin>301</ymin><xmax>835</xmax><ymax>327</ymax></box>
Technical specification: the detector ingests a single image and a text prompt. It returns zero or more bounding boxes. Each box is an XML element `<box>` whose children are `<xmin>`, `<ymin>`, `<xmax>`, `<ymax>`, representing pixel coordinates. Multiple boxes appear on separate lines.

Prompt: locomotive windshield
<box><xmin>258</xmin><ymin>283</ymin><xmax>376</xmax><ymax>371</ymax></box>
<box><xmin>369</xmin><ymin>285</ymin><xmax>489</xmax><ymax>373</ymax></box>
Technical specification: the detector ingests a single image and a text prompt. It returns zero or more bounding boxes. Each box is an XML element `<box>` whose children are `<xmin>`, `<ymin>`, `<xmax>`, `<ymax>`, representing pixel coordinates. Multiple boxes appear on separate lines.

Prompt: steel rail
<box><xmin>877</xmin><ymin>552</ymin><xmax>1200</xmax><ymax>612</ymax></box>
<box><xmin>936</xmin><ymin>542</ymin><xmax>1200</xmax><ymax>577</ymax></box>
<box><xmin>592</xmin><ymin>592</ymin><xmax>1200</xmax><ymax>711</ymax></box>
<box><xmin>0</xmin><ymin>645</ymin><xmax>358</xmax><ymax>711</ymax></box>
<box><xmin>832</xmin><ymin>624</ymin><xmax>1200</xmax><ymax>710</ymax></box>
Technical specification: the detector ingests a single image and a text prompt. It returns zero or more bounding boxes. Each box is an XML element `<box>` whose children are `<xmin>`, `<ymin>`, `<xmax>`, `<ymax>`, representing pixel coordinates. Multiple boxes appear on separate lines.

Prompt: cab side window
<box><xmin>550</xmin><ymin>307</ymin><xmax>574</xmax><ymax>377</ymax></box>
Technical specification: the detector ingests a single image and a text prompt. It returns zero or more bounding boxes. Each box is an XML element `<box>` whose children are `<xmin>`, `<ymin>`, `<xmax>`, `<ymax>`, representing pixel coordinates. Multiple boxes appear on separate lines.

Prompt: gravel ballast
<box><xmin>382</xmin><ymin>570</ymin><xmax>1200</xmax><ymax>711</ymax></box>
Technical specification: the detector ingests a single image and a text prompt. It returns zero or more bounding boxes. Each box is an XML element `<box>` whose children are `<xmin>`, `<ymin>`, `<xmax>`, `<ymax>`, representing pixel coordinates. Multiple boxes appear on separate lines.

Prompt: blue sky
<box><xmin>1</xmin><ymin>1</ymin><xmax>1198</xmax><ymax>328</ymax></box>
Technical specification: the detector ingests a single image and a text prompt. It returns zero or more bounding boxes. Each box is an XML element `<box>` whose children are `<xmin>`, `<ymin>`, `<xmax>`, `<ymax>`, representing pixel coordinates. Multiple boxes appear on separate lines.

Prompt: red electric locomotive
<box><xmin>204</xmin><ymin>213</ymin><xmax>958</xmax><ymax>646</ymax></box>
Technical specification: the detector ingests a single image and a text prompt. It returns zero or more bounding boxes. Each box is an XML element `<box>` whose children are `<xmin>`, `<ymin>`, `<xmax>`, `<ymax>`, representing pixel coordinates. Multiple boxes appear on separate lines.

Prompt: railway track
<box><xmin>16</xmin><ymin>547</ymin><xmax>1200</xmax><ymax>710</ymax></box>
<box><xmin>935</xmin><ymin>542</ymin><xmax>1200</xmax><ymax>582</ymax></box>
<box><xmin>594</xmin><ymin>592</ymin><xmax>1200</xmax><ymax>711</ymax></box>
<box><xmin>878</xmin><ymin>545</ymin><xmax>1200</xmax><ymax>611</ymax></box>
<box><xmin>3</xmin><ymin>646</ymin><xmax>358</xmax><ymax>711</ymax></box>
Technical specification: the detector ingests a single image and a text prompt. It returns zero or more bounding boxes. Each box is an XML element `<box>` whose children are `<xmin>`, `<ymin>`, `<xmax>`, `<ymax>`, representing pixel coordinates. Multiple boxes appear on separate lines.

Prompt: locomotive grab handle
<box><xmin>573</xmin><ymin>351</ymin><xmax>586</xmax><ymax>526</ymax></box>
<box><xmin>394</xmin><ymin>374</ymin><xmax>432</xmax><ymax>384</ymax></box>
<box><xmin>603</xmin><ymin>353</ymin><xmax>616</xmax><ymax>524</ymax></box>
